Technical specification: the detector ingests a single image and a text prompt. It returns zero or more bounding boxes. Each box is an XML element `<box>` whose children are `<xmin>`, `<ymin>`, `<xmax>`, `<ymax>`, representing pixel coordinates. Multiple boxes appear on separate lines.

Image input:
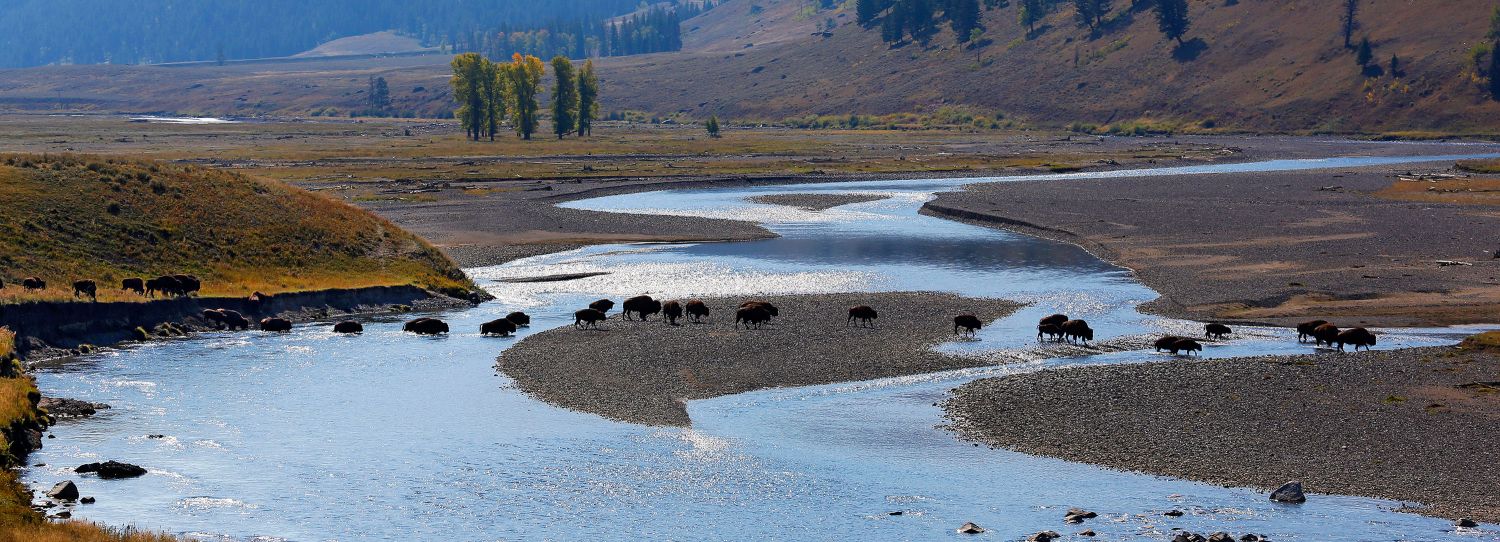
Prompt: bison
<box><xmin>735</xmin><ymin>306</ymin><xmax>772</xmax><ymax>329</ymax></box>
<box><xmin>1312</xmin><ymin>323</ymin><xmax>1341</xmax><ymax>347</ymax></box>
<box><xmin>847</xmin><ymin>305</ymin><xmax>878</xmax><ymax>327</ymax></box>
<box><xmin>333</xmin><ymin>321</ymin><xmax>363</xmax><ymax>334</ymax></box>
<box><xmin>480</xmin><ymin>318</ymin><xmax>518</xmax><ymax>337</ymax></box>
<box><xmin>1204</xmin><ymin>323</ymin><xmax>1232</xmax><ymax>339</ymax></box>
<box><xmin>1335</xmin><ymin>327</ymin><xmax>1377</xmax><ymax>351</ymax></box>
<box><xmin>145</xmin><ymin>275</ymin><xmax>181</xmax><ymax>298</ymax></box>
<box><xmin>1039</xmin><ymin>313</ymin><xmax>1070</xmax><ymax>327</ymax></box>
<box><xmin>121</xmin><ymin>277</ymin><xmax>145</xmax><ymax>295</ymax></box>
<box><xmin>589</xmin><ymin>299</ymin><xmax>615</xmax><ymax>315</ymax></box>
<box><xmin>404</xmin><ymin>317</ymin><xmax>449</xmax><ymax>335</ymax></box>
<box><xmin>202</xmin><ymin>309</ymin><xmax>227</xmax><ymax>329</ymax></box>
<box><xmin>662</xmin><ymin>300</ymin><xmax>684</xmax><ymax>325</ymax></box>
<box><xmin>954</xmin><ymin>314</ymin><xmax>982</xmax><ymax>337</ymax></box>
<box><xmin>1296</xmin><ymin>320</ymin><xmax>1329</xmax><ymax>343</ymax></box>
<box><xmin>1154</xmin><ymin>335</ymin><xmax>1186</xmax><ymax>351</ymax></box>
<box><xmin>574</xmin><ymin>308</ymin><xmax>607</xmax><ymax>328</ymax></box>
<box><xmin>623</xmin><ymin>296</ymin><xmax>662</xmax><ymax>321</ymax></box>
<box><xmin>685</xmin><ymin>300</ymin><xmax>710</xmax><ymax>323</ymax></box>
<box><xmin>72</xmin><ymin>280</ymin><xmax>97</xmax><ymax>301</ymax></box>
<box><xmin>219</xmin><ymin>310</ymin><xmax>250</xmax><ymax>330</ymax></box>
<box><xmin>1060</xmin><ymin>319</ymin><xmax>1094</xmax><ymax>344</ymax></box>
<box><xmin>1038</xmin><ymin>324</ymin><xmax>1064</xmax><ymax>342</ymax></box>
<box><xmin>740</xmin><ymin>301</ymin><xmax>780</xmax><ymax>318</ymax></box>
<box><xmin>504</xmin><ymin>311</ymin><xmax>531</xmax><ymax>327</ymax></box>
<box><xmin>259</xmin><ymin>317</ymin><xmax>292</xmax><ymax>332</ymax></box>
<box><xmin>1169</xmin><ymin>338</ymin><xmax>1203</xmax><ymax>356</ymax></box>
<box><xmin>22</xmin><ymin>277</ymin><xmax>45</xmax><ymax>291</ymax></box>
<box><xmin>171</xmin><ymin>274</ymin><xmax>201</xmax><ymax>296</ymax></box>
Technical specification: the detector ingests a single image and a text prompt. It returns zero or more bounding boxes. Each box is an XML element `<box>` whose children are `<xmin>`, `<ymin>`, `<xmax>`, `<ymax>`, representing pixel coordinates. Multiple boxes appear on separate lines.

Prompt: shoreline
<box><xmin>943</xmin><ymin>341</ymin><xmax>1500</xmax><ymax>523</ymax></box>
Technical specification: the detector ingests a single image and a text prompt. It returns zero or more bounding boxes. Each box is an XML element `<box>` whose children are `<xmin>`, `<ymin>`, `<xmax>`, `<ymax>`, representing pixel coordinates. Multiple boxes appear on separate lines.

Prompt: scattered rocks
<box><xmin>887</xmin><ymin>511</ymin><xmax>903</xmax><ymax>516</ymax></box>
<box><xmin>51</xmin><ymin>510</ymin><xmax>71</xmax><ymax>519</ymax></box>
<box><xmin>1239</xmin><ymin>535</ymin><xmax>1262</xmax><ymax>542</ymax></box>
<box><xmin>38</xmin><ymin>397</ymin><xmax>111</xmax><ymax>418</ymax></box>
<box><xmin>1208</xmin><ymin>533</ymin><xmax>1236</xmax><ymax>542</ymax></box>
<box><xmin>1064</xmin><ymin>507</ymin><xmax>1097</xmax><ymax>523</ymax></box>
<box><xmin>146</xmin><ymin>434</ymin><xmax>166</xmax><ymax>439</ymax></box>
<box><xmin>956</xmin><ymin>522</ymin><xmax>985</xmax><ymax>534</ymax></box>
<box><xmin>45</xmin><ymin>480</ymin><xmax>78</xmax><ymax>500</ymax></box>
<box><xmin>1456</xmin><ymin>518</ymin><xmax>1479</xmax><ymax>528</ymax></box>
<box><xmin>1078</xmin><ymin>530</ymin><xmax>1097</xmax><ymax>537</ymax></box>
<box><xmin>80</xmin><ymin>496</ymin><xmax>96</xmax><ymax>504</ymax></box>
<box><xmin>1028</xmin><ymin>531</ymin><xmax>1062</xmax><ymax>542</ymax></box>
<box><xmin>1164</xmin><ymin>509</ymin><xmax>1185</xmax><ymax>517</ymax></box>
<box><xmin>75</xmin><ymin>460</ymin><xmax>147</xmax><ymax>479</ymax></box>
<box><xmin>1270</xmin><ymin>481</ymin><xmax>1306</xmax><ymax>503</ymax></box>
<box><xmin>1173</xmin><ymin>533</ymin><xmax>1206</xmax><ymax>542</ymax></box>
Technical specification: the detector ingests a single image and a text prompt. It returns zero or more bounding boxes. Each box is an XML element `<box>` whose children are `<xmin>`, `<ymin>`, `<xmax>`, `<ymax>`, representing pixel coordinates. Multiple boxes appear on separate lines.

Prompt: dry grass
<box><xmin>0</xmin><ymin>154</ymin><xmax>475</xmax><ymax>303</ymax></box>
<box><xmin>1374</xmin><ymin>176</ymin><xmax>1500</xmax><ymax>206</ymax></box>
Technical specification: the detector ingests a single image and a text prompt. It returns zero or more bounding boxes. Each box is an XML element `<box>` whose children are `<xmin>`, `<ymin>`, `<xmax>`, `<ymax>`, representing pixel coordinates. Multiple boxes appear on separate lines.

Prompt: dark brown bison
<box><xmin>1169</xmin><ymin>338</ymin><xmax>1203</xmax><ymax>356</ymax></box>
<box><xmin>403</xmin><ymin>317</ymin><xmax>449</xmax><ymax>335</ymax></box>
<box><xmin>740</xmin><ymin>301</ymin><xmax>780</xmax><ymax>318</ymax></box>
<box><xmin>589</xmin><ymin>299</ymin><xmax>615</xmax><ymax>315</ymax></box>
<box><xmin>1154</xmin><ymin>335</ymin><xmax>1186</xmax><ymax>352</ymax></box>
<box><xmin>259</xmin><ymin>317</ymin><xmax>293</xmax><ymax>332</ymax></box>
<box><xmin>170</xmin><ymin>274</ymin><xmax>201</xmax><ymax>296</ymax></box>
<box><xmin>333</xmin><ymin>321</ymin><xmax>363</xmax><ymax>334</ymax></box>
<box><xmin>1060</xmin><ymin>320</ymin><xmax>1094</xmax><ymax>344</ymax></box>
<box><xmin>1335</xmin><ymin>327</ymin><xmax>1377</xmax><ymax>351</ymax></box>
<box><xmin>22</xmin><ymin>277</ymin><xmax>45</xmax><ymax>291</ymax></box>
<box><xmin>480</xmin><ymin>318</ymin><xmax>518</xmax><ymax>337</ymax></box>
<box><xmin>1038</xmin><ymin>323</ymin><xmax>1064</xmax><ymax>342</ymax></box>
<box><xmin>1039</xmin><ymin>313</ymin><xmax>1070</xmax><ymax>327</ymax></box>
<box><xmin>1312</xmin><ymin>323</ymin><xmax>1341</xmax><ymax>347</ymax></box>
<box><xmin>72</xmin><ymin>280</ymin><xmax>97</xmax><ymax>301</ymax></box>
<box><xmin>954</xmin><ymin>314</ymin><xmax>982</xmax><ymax>336</ymax></box>
<box><xmin>1204</xmin><ymin>323</ymin><xmax>1232</xmax><ymax>339</ymax></box>
<box><xmin>662</xmin><ymin>301</ymin><xmax>684</xmax><ymax>325</ymax></box>
<box><xmin>736</xmin><ymin>306</ymin><xmax>772</xmax><ymax>329</ymax></box>
<box><xmin>219</xmin><ymin>310</ymin><xmax>250</xmax><ymax>330</ymax></box>
<box><xmin>202</xmin><ymin>309</ymin><xmax>227</xmax><ymax>329</ymax></box>
<box><xmin>1296</xmin><ymin>320</ymin><xmax>1329</xmax><ymax>343</ymax></box>
<box><xmin>623</xmin><ymin>295</ymin><xmax>661</xmax><ymax>321</ymax></box>
<box><xmin>848</xmin><ymin>305</ymin><xmax>878</xmax><ymax>327</ymax></box>
<box><xmin>121</xmin><ymin>277</ymin><xmax>145</xmax><ymax>295</ymax></box>
<box><xmin>146</xmin><ymin>275</ymin><xmax>182</xmax><ymax>298</ymax></box>
<box><xmin>574</xmin><ymin>308</ymin><xmax>607</xmax><ymax>328</ymax></box>
<box><xmin>504</xmin><ymin>311</ymin><xmax>531</xmax><ymax>327</ymax></box>
<box><xmin>685</xmin><ymin>300</ymin><xmax>710</xmax><ymax>323</ymax></box>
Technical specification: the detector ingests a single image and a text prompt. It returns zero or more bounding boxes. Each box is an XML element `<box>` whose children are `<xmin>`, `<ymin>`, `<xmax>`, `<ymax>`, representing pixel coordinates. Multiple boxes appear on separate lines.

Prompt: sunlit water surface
<box><xmin>25</xmin><ymin>154</ymin><xmax>1500</xmax><ymax>541</ymax></box>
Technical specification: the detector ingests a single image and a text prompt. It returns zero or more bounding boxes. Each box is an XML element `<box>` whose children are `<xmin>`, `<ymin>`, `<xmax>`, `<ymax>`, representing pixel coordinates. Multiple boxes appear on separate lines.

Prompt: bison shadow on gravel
<box><xmin>498</xmin><ymin>292</ymin><xmax>1020</xmax><ymax>426</ymax></box>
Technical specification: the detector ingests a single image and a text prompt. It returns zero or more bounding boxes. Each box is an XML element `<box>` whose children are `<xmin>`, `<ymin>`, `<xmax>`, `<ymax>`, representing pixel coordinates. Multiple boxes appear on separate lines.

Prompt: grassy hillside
<box><xmin>0</xmin><ymin>154</ymin><xmax>475</xmax><ymax>303</ymax></box>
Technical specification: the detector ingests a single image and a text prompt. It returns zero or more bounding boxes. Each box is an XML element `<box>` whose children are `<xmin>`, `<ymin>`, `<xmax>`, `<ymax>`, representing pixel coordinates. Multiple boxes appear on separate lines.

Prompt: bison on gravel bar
<box><xmin>404</xmin><ymin>317</ymin><xmax>449</xmax><ymax>335</ymax></box>
<box><xmin>662</xmin><ymin>301</ymin><xmax>684</xmax><ymax>325</ymax></box>
<box><xmin>623</xmin><ymin>295</ymin><xmax>661</xmax><ymax>321</ymax></box>
<box><xmin>736</xmin><ymin>306</ymin><xmax>772</xmax><ymax>329</ymax></box>
<box><xmin>574</xmin><ymin>308</ymin><xmax>607</xmax><ymax>328</ymax></box>
<box><xmin>1169</xmin><ymin>338</ymin><xmax>1203</xmax><ymax>356</ymax></box>
<box><xmin>72</xmin><ymin>280</ymin><xmax>97</xmax><ymax>301</ymax></box>
<box><xmin>740</xmin><ymin>301</ymin><xmax>780</xmax><ymax>318</ymax></box>
<box><xmin>1204</xmin><ymin>323</ymin><xmax>1232</xmax><ymax>339</ymax></box>
<box><xmin>589</xmin><ymin>299</ymin><xmax>615</xmax><ymax>315</ymax></box>
<box><xmin>685</xmin><ymin>300</ymin><xmax>710</xmax><ymax>323</ymax></box>
<box><xmin>1296</xmin><ymin>320</ymin><xmax>1329</xmax><ymax>343</ymax></box>
<box><xmin>481</xmin><ymin>318</ymin><xmax>518</xmax><ymax>337</ymax></box>
<box><xmin>954</xmin><ymin>314</ymin><xmax>982</xmax><ymax>337</ymax></box>
<box><xmin>1335</xmin><ymin>327</ymin><xmax>1377</xmax><ymax>351</ymax></box>
<box><xmin>1312</xmin><ymin>323</ymin><xmax>1341</xmax><ymax>347</ymax></box>
<box><xmin>1060</xmin><ymin>320</ymin><xmax>1094</xmax><ymax>344</ymax></box>
<box><xmin>259</xmin><ymin>317</ymin><xmax>292</xmax><ymax>332</ymax></box>
<box><xmin>22</xmin><ymin>277</ymin><xmax>45</xmax><ymax>291</ymax></box>
<box><xmin>333</xmin><ymin>321</ymin><xmax>364</xmax><ymax>334</ymax></box>
<box><xmin>505</xmin><ymin>311</ymin><xmax>531</xmax><ymax>327</ymax></box>
<box><xmin>847</xmin><ymin>305</ymin><xmax>878</xmax><ymax>327</ymax></box>
<box><xmin>121</xmin><ymin>277</ymin><xmax>145</xmax><ymax>295</ymax></box>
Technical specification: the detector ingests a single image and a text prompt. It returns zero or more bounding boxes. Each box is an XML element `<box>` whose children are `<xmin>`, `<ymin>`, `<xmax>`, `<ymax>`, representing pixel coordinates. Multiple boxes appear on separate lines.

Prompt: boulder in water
<box><xmin>46</xmin><ymin>480</ymin><xmax>78</xmax><ymax>500</ymax></box>
<box><xmin>1270</xmin><ymin>480</ymin><xmax>1306</xmax><ymax>503</ymax></box>
<box><xmin>1456</xmin><ymin>518</ymin><xmax>1479</xmax><ymax>528</ymax></box>
<box><xmin>1208</xmin><ymin>533</ymin><xmax>1236</xmax><ymax>542</ymax></box>
<box><xmin>1028</xmin><ymin>531</ymin><xmax>1062</xmax><ymax>542</ymax></box>
<box><xmin>957</xmin><ymin>522</ymin><xmax>985</xmax><ymax>534</ymax></box>
<box><xmin>75</xmin><ymin>460</ymin><xmax>147</xmax><ymax>479</ymax></box>
<box><xmin>1065</xmin><ymin>508</ymin><xmax>1097</xmax><ymax>523</ymax></box>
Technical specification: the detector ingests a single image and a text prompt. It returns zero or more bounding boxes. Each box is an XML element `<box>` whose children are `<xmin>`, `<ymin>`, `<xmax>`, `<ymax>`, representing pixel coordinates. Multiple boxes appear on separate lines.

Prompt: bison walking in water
<box><xmin>219</xmin><ymin>310</ymin><xmax>250</xmax><ymax>330</ymax></box>
<box><xmin>404</xmin><ymin>317</ymin><xmax>449</xmax><ymax>335</ymax></box>
<box><xmin>22</xmin><ymin>277</ymin><xmax>45</xmax><ymax>291</ymax></box>
<box><xmin>481</xmin><ymin>318</ymin><xmax>518</xmax><ymax>337</ymax></box>
<box><xmin>333</xmin><ymin>321</ymin><xmax>363</xmax><ymax>334</ymax></box>
<box><xmin>259</xmin><ymin>317</ymin><xmax>292</xmax><ymax>332</ymax></box>
<box><xmin>1204</xmin><ymin>323</ymin><xmax>1232</xmax><ymax>339</ymax></box>
<box><xmin>1312</xmin><ymin>323</ymin><xmax>1341</xmax><ymax>347</ymax></box>
<box><xmin>574</xmin><ymin>308</ymin><xmax>607</xmax><ymax>328</ymax></box>
<box><xmin>662</xmin><ymin>301</ymin><xmax>684</xmax><ymax>325</ymax></box>
<box><xmin>736</xmin><ymin>306</ymin><xmax>772</xmax><ymax>329</ymax></box>
<box><xmin>685</xmin><ymin>300</ymin><xmax>710</xmax><ymax>323</ymax></box>
<box><xmin>121</xmin><ymin>277</ymin><xmax>145</xmax><ymax>295</ymax></box>
<box><xmin>202</xmin><ymin>309</ymin><xmax>227</xmax><ymax>329</ymax></box>
<box><xmin>847</xmin><ymin>305</ymin><xmax>878</xmax><ymax>327</ymax></box>
<box><xmin>1169</xmin><ymin>338</ymin><xmax>1203</xmax><ymax>356</ymax></box>
<box><xmin>1296</xmin><ymin>320</ymin><xmax>1329</xmax><ymax>343</ymax></box>
<box><xmin>72</xmin><ymin>280</ymin><xmax>97</xmax><ymax>301</ymax></box>
<box><xmin>505</xmin><ymin>312</ymin><xmax>531</xmax><ymax>327</ymax></box>
<box><xmin>1154</xmin><ymin>335</ymin><xmax>1186</xmax><ymax>351</ymax></box>
<box><xmin>1335</xmin><ymin>327</ymin><xmax>1377</xmax><ymax>351</ymax></box>
<box><xmin>954</xmin><ymin>314</ymin><xmax>982</xmax><ymax>337</ymax></box>
<box><xmin>1060</xmin><ymin>320</ymin><xmax>1094</xmax><ymax>344</ymax></box>
<box><xmin>1039</xmin><ymin>313</ymin><xmax>1069</xmax><ymax>327</ymax></box>
<box><xmin>1037</xmin><ymin>324</ymin><xmax>1064</xmax><ymax>342</ymax></box>
<box><xmin>589</xmin><ymin>299</ymin><xmax>615</xmax><ymax>315</ymax></box>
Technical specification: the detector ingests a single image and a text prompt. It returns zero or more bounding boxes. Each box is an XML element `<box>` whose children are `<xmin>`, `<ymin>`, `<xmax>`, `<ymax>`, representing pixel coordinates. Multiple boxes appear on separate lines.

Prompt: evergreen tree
<box><xmin>857</xmin><ymin>0</ymin><xmax>884</xmax><ymax>26</ymax></box>
<box><xmin>551</xmin><ymin>56</ymin><xmax>578</xmax><ymax>139</ymax></box>
<box><xmin>1356</xmin><ymin>36</ymin><xmax>1372</xmax><ymax>67</ymax></box>
<box><xmin>1019</xmin><ymin>0</ymin><xmax>1046</xmax><ymax>35</ymax></box>
<box><xmin>903</xmin><ymin>0</ymin><xmax>934</xmax><ymax>39</ymax></box>
<box><xmin>367</xmin><ymin>76</ymin><xmax>391</xmax><ymax>116</ymax></box>
<box><xmin>1074</xmin><ymin>0</ymin><xmax>1111</xmax><ymax>32</ymax></box>
<box><xmin>1389</xmin><ymin>54</ymin><xmax>1400</xmax><ymax>77</ymax></box>
<box><xmin>882</xmin><ymin>6</ymin><xmax>906</xmax><ymax>42</ymax></box>
<box><xmin>706</xmin><ymin>115</ymin><xmax>721</xmax><ymax>138</ymax></box>
<box><xmin>449</xmin><ymin>53</ymin><xmax>487</xmax><ymax>141</ymax></box>
<box><xmin>951</xmin><ymin>0</ymin><xmax>980</xmax><ymax>42</ymax></box>
<box><xmin>1340</xmin><ymin>0</ymin><xmax>1359</xmax><ymax>49</ymax></box>
<box><xmin>507</xmin><ymin>53</ymin><xmax>545</xmax><ymax>140</ymax></box>
<box><xmin>1491</xmin><ymin>41</ymin><xmax>1500</xmax><ymax>100</ymax></box>
<box><xmin>1491</xmin><ymin>6</ymin><xmax>1500</xmax><ymax>40</ymax></box>
<box><xmin>576</xmin><ymin>59</ymin><xmax>599</xmax><ymax>137</ymax></box>
<box><xmin>1154</xmin><ymin>0</ymin><xmax>1190</xmax><ymax>45</ymax></box>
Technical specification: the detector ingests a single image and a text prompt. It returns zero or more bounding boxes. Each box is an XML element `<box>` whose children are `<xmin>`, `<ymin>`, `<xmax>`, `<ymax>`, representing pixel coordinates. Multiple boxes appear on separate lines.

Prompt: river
<box><xmin>23</xmin><ymin>154</ymin><xmax>1500</xmax><ymax>540</ymax></box>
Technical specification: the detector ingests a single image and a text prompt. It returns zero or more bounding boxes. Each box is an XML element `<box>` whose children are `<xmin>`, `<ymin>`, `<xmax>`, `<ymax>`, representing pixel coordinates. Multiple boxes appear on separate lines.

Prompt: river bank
<box><xmin>922</xmin><ymin>162</ymin><xmax>1500</xmax><ymax>327</ymax></box>
<box><xmin>943</xmin><ymin>336</ymin><xmax>1500</xmax><ymax>523</ymax></box>
<box><xmin>498</xmin><ymin>292</ymin><xmax>1019</xmax><ymax>426</ymax></box>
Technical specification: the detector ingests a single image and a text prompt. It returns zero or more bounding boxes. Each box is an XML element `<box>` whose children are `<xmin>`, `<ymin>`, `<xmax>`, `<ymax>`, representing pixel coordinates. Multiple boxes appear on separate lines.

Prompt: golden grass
<box><xmin>1460</xmin><ymin>331</ymin><xmax>1500</xmax><ymax>350</ymax></box>
<box><xmin>0</xmin><ymin>154</ymin><xmax>476</xmax><ymax>303</ymax></box>
<box><xmin>1374</xmin><ymin>176</ymin><xmax>1500</xmax><ymax>206</ymax></box>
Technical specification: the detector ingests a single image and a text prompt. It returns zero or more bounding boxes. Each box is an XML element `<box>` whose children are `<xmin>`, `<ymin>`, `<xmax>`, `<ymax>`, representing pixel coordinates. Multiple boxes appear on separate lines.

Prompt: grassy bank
<box><xmin>0</xmin><ymin>154</ymin><xmax>477</xmax><ymax>303</ymax></box>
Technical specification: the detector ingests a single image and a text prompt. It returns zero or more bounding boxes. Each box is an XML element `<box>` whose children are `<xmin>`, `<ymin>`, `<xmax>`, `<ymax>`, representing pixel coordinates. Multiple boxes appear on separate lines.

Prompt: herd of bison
<box><xmin>4</xmin><ymin>277</ymin><xmax>1380</xmax><ymax>352</ymax></box>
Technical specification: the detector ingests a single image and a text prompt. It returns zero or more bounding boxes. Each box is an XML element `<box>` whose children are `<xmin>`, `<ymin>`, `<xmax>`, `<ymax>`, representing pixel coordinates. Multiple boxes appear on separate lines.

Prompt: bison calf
<box><xmin>685</xmin><ymin>300</ymin><xmax>710</xmax><ymax>323</ymax></box>
<box><xmin>574</xmin><ymin>308</ymin><xmax>607</xmax><ymax>328</ymax></box>
<box><xmin>1038</xmin><ymin>323</ymin><xmax>1064</xmax><ymax>342</ymax></box>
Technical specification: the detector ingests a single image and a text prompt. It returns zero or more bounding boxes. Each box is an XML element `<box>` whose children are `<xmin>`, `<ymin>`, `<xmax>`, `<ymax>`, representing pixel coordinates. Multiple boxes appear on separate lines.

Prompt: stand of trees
<box><xmin>858</xmin><ymin>0</ymin><xmax>1191</xmax><ymax>47</ymax></box>
<box><xmin>454</xmin><ymin>2</ymin><xmax>717</xmax><ymax>62</ymax></box>
<box><xmin>450</xmin><ymin>53</ymin><xmax>599</xmax><ymax>141</ymax></box>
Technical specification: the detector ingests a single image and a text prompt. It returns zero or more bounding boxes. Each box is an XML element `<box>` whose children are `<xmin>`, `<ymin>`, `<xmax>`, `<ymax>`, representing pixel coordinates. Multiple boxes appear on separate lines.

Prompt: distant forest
<box><xmin>0</xmin><ymin>0</ymin><xmax>715</xmax><ymax>68</ymax></box>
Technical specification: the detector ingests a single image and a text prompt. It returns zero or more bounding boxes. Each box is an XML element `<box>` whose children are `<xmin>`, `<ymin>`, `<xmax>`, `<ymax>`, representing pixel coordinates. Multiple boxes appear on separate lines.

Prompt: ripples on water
<box><xmin>24</xmin><ymin>155</ymin><xmax>1500</xmax><ymax>540</ymax></box>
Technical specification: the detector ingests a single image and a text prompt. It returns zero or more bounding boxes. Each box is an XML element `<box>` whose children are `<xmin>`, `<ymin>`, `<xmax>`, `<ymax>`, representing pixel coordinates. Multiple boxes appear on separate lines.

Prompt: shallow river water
<box><xmin>24</xmin><ymin>154</ymin><xmax>1500</xmax><ymax>541</ymax></box>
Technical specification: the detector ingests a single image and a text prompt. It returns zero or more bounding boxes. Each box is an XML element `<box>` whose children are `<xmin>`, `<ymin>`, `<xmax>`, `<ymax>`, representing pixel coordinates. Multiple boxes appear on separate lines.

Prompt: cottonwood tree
<box><xmin>576</xmin><ymin>59</ymin><xmax>599</xmax><ymax>136</ymax></box>
<box><xmin>551</xmin><ymin>56</ymin><xmax>578</xmax><ymax>139</ymax></box>
<box><xmin>450</xmin><ymin>53</ymin><xmax>488</xmax><ymax>141</ymax></box>
<box><xmin>1340</xmin><ymin>0</ymin><xmax>1359</xmax><ymax>48</ymax></box>
<box><xmin>1154</xmin><ymin>0</ymin><xmax>1190</xmax><ymax>45</ymax></box>
<box><xmin>481</xmin><ymin>60</ymin><xmax>505</xmax><ymax>140</ymax></box>
<box><xmin>506</xmin><ymin>53</ymin><xmax>545</xmax><ymax>140</ymax></box>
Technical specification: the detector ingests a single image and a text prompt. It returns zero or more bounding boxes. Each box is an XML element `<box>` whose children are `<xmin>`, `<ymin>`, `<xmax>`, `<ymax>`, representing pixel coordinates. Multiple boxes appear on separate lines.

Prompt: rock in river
<box><xmin>46</xmin><ymin>480</ymin><xmax>78</xmax><ymax>500</ymax></box>
<box><xmin>956</xmin><ymin>522</ymin><xmax>985</xmax><ymax>534</ymax></box>
<box><xmin>1065</xmin><ymin>507</ymin><xmax>1097</xmax><ymax>523</ymax></box>
<box><xmin>38</xmin><ymin>397</ymin><xmax>110</xmax><ymax>418</ymax></box>
<box><xmin>1457</xmin><ymin>518</ymin><xmax>1479</xmax><ymax>528</ymax></box>
<box><xmin>75</xmin><ymin>460</ymin><xmax>147</xmax><ymax>479</ymax></box>
<box><xmin>1029</xmin><ymin>531</ymin><xmax>1062</xmax><ymax>542</ymax></box>
<box><xmin>1270</xmin><ymin>480</ymin><xmax>1306</xmax><ymax>503</ymax></box>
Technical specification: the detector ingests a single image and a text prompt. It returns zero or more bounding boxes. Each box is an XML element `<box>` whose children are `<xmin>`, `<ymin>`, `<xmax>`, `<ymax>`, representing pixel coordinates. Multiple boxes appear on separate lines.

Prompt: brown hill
<box><xmin>0</xmin><ymin>0</ymin><xmax>1495</xmax><ymax>133</ymax></box>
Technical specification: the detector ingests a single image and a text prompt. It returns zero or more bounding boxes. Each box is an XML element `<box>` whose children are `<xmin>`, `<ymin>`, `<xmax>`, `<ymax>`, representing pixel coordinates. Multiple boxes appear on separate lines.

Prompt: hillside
<box><xmin>0</xmin><ymin>0</ymin><xmax>1497</xmax><ymax>133</ymax></box>
<box><xmin>0</xmin><ymin>155</ymin><xmax>475</xmax><ymax>303</ymax></box>
<box><xmin>293</xmin><ymin>31</ymin><xmax>435</xmax><ymax>58</ymax></box>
